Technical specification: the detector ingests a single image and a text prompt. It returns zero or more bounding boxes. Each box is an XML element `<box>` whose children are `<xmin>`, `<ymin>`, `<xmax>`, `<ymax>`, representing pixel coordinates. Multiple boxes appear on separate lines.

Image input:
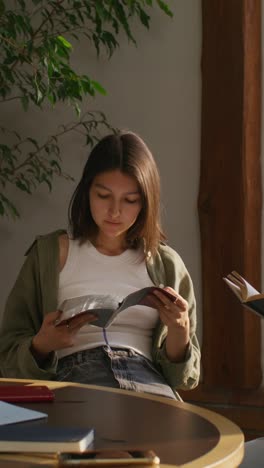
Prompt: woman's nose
<box><xmin>108</xmin><ymin>201</ymin><xmax>120</xmax><ymax>218</ymax></box>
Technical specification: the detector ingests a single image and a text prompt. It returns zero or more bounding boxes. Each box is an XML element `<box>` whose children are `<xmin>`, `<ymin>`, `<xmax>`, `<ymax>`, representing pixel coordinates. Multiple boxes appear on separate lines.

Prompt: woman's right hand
<box><xmin>31</xmin><ymin>310</ymin><xmax>97</xmax><ymax>362</ymax></box>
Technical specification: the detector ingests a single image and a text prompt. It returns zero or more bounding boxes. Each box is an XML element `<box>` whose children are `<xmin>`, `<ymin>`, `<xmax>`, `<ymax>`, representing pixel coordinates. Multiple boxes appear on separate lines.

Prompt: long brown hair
<box><xmin>68</xmin><ymin>131</ymin><xmax>166</xmax><ymax>257</ymax></box>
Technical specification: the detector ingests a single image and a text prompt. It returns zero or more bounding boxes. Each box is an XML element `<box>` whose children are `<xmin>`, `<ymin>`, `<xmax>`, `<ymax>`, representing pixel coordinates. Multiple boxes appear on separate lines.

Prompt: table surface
<box><xmin>0</xmin><ymin>379</ymin><xmax>244</xmax><ymax>468</ymax></box>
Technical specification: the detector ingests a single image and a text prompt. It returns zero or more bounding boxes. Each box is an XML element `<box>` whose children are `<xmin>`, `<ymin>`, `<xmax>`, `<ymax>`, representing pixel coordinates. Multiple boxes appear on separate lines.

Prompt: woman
<box><xmin>0</xmin><ymin>131</ymin><xmax>200</xmax><ymax>400</ymax></box>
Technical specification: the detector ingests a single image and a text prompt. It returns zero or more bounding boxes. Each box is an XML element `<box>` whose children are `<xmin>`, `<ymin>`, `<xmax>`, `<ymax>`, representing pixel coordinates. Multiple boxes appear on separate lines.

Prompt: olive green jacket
<box><xmin>0</xmin><ymin>230</ymin><xmax>200</xmax><ymax>397</ymax></box>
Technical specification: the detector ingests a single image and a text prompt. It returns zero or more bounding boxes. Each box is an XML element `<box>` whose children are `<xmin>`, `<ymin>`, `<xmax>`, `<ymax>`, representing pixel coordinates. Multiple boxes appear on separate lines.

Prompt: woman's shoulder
<box><xmin>147</xmin><ymin>242</ymin><xmax>192</xmax><ymax>290</ymax></box>
<box><xmin>25</xmin><ymin>229</ymin><xmax>67</xmax><ymax>255</ymax></box>
<box><xmin>157</xmin><ymin>242</ymin><xmax>192</xmax><ymax>280</ymax></box>
<box><xmin>58</xmin><ymin>232</ymin><xmax>69</xmax><ymax>271</ymax></box>
<box><xmin>157</xmin><ymin>243</ymin><xmax>194</xmax><ymax>293</ymax></box>
<box><xmin>157</xmin><ymin>242</ymin><xmax>185</xmax><ymax>266</ymax></box>
<box><xmin>25</xmin><ymin>229</ymin><xmax>69</xmax><ymax>273</ymax></box>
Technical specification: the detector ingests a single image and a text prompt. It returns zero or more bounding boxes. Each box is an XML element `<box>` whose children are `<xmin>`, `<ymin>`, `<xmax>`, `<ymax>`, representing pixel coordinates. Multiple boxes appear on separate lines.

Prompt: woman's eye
<box><xmin>97</xmin><ymin>193</ymin><xmax>109</xmax><ymax>199</ymax></box>
<box><xmin>125</xmin><ymin>199</ymin><xmax>139</xmax><ymax>204</ymax></box>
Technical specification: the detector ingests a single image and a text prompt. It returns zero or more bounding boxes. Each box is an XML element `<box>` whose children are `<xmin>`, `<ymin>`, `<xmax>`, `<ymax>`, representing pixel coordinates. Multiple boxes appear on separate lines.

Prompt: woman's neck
<box><xmin>90</xmin><ymin>235</ymin><xmax>127</xmax><ymax>256</ymax></box>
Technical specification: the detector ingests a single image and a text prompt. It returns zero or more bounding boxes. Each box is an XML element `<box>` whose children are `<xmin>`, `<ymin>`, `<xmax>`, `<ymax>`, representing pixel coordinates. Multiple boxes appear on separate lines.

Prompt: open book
<box><xmin>56</xmin><ymin>286</ymin><xmax>176</xmax><ymax>328</ymax></box>
<box><xmin>223</xmin><ymin>270</ymin><xmax>264</xmax><ymax>318</ymax></box>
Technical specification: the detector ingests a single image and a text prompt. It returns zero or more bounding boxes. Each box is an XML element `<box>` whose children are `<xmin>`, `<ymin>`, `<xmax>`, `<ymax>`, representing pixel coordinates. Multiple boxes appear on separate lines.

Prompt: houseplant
<box><xmin>0</xmin><ymin>0</ymin><xmax>172</xmax><ymax>218</ymax></box>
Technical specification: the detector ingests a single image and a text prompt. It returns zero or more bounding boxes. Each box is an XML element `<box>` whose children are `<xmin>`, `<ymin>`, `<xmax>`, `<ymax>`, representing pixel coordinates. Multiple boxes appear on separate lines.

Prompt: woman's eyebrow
<box><xmin>94</xmin><ymin>183</ymin><xmax>111</xmax><ymax>192</ymax></box>
<box><xmin>94</xmin><ymin>183</ymin><xmax>140</xmax><ymax>195</ymax></box>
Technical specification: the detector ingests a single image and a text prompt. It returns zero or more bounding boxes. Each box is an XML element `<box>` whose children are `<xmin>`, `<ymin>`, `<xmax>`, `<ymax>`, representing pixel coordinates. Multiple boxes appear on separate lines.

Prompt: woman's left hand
<box><xmin>152</xmin><ymin>287</ymin><xmax>189</xmax><ymax>329</ymax></box>
<box><xmin>152</xmin><ymin>287</ymin><xmax>190</xmax><ymax>362</ymax></box>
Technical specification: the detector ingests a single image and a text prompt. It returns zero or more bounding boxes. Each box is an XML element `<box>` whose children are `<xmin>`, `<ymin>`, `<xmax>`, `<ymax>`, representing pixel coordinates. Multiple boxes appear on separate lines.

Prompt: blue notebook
<box><xmin>0</xmin><ymin>424</ymin><xmax>94</xmax><ymax>452</ymax></box>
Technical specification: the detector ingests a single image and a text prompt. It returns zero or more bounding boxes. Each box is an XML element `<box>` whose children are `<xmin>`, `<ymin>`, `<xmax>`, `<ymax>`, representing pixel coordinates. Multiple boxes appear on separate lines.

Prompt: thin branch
<box><xmin>0</xmin><ymin>96</ymin><xmax>24</xmax><ymax>103</ymax></box>
<box><xmin>31</xmin><ymin>0</ymin><xmax>65</xmax><ymax>39</ymax></box>
<box><xmin>11</xmin><ymin>116</ymin><xmax>104</xmax><ymax>172</ymax></box>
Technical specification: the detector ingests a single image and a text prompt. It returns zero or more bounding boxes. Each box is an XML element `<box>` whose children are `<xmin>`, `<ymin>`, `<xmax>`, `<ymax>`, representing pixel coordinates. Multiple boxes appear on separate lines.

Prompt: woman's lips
<box><xmin>104</xmin><ymin>220</ymin><xmax>121</xmax><ymax>225</ymax></box>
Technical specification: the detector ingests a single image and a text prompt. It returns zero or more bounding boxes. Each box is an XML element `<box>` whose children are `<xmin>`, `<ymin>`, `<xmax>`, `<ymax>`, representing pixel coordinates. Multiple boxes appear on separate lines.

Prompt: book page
<box><xmin>57</xmin><ymin>294</ymin><xmax>120</xmax><ymax>325</ymax></box>
<box><xmin>224</xmin><ymin>271</ymin><xmax>264</xmax><ymax>302</ymax></box>
<box><xmin>118</xmin><ymin>287</ymin><xmax>154</xmax><ymax>312</ymax></box>
<box><xmin>223</xmin><ymin>277</ymin><xmax>244</xmax><ymax>301</ymax></box>
<box><xmin>231</xmin><ymin>271</ymin><xmax>263</xmax><ymax>301</ymax></box>
<box><xmin>118</xmin><ymin>287</ymin><xmax>176</xmax><ymax>312</ymax></box>
<box><xmin>243</xmin><ymin>282</ymin><xmax>262</xmax><ymax>300</ymax></box>
<box><xmin>231</xmin><ymin>272</ymin><xmax>259</xmax><ymax>298</ymax></box>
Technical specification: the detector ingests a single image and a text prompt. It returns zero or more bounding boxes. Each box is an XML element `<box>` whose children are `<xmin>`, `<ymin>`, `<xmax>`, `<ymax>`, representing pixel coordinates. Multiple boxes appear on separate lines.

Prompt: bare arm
<box><xmin>58</xmin><ymin>233</ymin><xmax>69</xmax><ymax>271</ymax></box>
<box><xmin>31</xmin><ymin>234</ymin><xmax>96</xmax><ymax>362</ymax></box>
<box><xmin>151</xmin><ymin>287</ymin><xmax>190</xmax><ymax>362</ymax></box>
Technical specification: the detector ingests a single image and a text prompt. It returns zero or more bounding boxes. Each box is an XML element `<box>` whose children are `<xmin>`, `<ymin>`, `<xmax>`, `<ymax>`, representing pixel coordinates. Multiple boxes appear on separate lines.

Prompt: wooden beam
<box><xmin>198</xmin><ymin>0</ymin><xmax>262</xmax><ymax>388</ymax></box>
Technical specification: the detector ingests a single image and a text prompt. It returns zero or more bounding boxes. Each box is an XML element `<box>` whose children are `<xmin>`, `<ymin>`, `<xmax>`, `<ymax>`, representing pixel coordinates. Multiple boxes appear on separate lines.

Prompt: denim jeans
<box><xmin>56</xmin><ymin>346</ymin><xmax>176</xmax><ymax>400</ymax></box>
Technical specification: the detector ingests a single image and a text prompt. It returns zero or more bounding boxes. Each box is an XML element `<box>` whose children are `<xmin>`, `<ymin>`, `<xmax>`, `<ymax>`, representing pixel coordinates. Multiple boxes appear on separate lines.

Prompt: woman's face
<box><xmin>89</xmin><ymin>170</ymin><xmax>142</xmax><ymax>244</ymax></box>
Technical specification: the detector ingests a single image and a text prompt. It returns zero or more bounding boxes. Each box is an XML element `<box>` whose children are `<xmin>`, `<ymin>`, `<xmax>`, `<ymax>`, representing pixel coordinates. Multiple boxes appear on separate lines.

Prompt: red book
<box><xmin>0</xmin><ymin>385</ymin><xmax>55</xmax><ymax>402</ymax></box>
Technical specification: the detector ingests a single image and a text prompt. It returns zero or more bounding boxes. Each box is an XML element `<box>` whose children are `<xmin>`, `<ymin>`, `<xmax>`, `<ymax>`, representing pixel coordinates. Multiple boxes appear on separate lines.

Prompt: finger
<box><xmin>144</xmin><ymin>294</ymin><xmax>161</xmax><ymax>309</ymax></box>
<box><xmin>66</xmin><ymin>313</ymin><xmax>97</xmax><ymax>331</ymax></box>
<box><xmin>156</xmin><ymin>287</ymin><xmax>178</xmax><ymax>302</ymax></box>
<box><xmin>44</xmin><ymin>310</ymin><xmax>62</xmax><ymax>325</ymax></box>
<box><xmin>163</xmin><ymin>287</ymin><xmax>187</xmax><ymax>305</ymax></box>
<box><xmin>152</xmin><ymin>290</ymin><xmax>177</xmax><ymax>308</ymax></box>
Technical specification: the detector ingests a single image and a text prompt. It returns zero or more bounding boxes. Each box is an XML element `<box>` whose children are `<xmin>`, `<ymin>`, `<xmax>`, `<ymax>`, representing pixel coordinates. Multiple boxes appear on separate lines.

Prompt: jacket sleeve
<box><xmin>151</xmin><ymin>246</ymin><xmax>201</xmax><ymax>391</ymax></box>
<box><xmin>0</xmin><ymin>242</ymin><xmax>57</xmax><ymax>379</ymax></box>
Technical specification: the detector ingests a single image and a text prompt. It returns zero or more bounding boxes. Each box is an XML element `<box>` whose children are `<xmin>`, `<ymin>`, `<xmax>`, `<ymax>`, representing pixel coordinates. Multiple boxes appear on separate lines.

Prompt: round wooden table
<box><xmin>0</xmin><ymin>379</ymin><xmax>244</xmax><ymax>467</ymax></box>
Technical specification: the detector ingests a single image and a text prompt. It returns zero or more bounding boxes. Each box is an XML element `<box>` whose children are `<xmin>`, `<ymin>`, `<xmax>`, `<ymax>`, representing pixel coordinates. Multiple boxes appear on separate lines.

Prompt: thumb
<box><xmin>44</xmin><ymin>310</ymin><xmax>62</xmax><ymax>324</ymax></box>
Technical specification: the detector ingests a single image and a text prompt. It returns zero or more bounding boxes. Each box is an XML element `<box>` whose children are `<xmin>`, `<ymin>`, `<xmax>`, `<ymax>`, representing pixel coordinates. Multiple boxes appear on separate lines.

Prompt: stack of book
<box><xmin>0</xmin><ymin>385</ymin><xmax>94</xmax><ymax>453</ymax></box>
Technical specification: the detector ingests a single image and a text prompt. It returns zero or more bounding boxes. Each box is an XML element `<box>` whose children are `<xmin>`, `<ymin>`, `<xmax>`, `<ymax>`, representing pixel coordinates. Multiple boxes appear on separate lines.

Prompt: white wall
<box><xmin>0</xmin><ymin>1</ymin><xmax>202</xmax><ymax>343</ymax></box>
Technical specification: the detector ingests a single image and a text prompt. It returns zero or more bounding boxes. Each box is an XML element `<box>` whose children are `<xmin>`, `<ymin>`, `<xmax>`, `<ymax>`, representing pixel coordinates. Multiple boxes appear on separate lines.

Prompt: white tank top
<box><xmin>57</xmin><ymin>239</ymin><xmax>158</xmax><ymax>360</ymax></box>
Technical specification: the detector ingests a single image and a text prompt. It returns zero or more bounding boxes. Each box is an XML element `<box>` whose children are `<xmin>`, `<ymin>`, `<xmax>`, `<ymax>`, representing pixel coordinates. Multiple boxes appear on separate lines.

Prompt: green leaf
<box><xmin>137</xmin><ymin>7</ymin><xmax>150</xmax><ymax>28</ymax></box>
<box><xmin>16</xmin><ymin>1</ymin><xmax>26</xmax><ymax>10</ymax></box>
<box><xmin>156</xmin><ymin>0</ymin><xmax>173</xmax><ymax>17</ymax></box>
<box><xmin>26</xmin><ymin>137</ymin><xmax>39</xmax><ymax>149</ymax></box>
<box><xmin>36</xmin><ymin>87</ymin><xmax>43</xmax><ymax>103</ymax></box>
<box><xmin>90</xmin><ymin>80</ymin><xmax>107</xmax><ymax>96</ymax></box>
<box><xmin>0</xmin><ymin>193</ymin><xmax>20</xmax><ymax>218</ymax></box>
<box><xmin>74</xmin><ymin>102</ymin><xmax>81</xmax><ymax>117</ymax></box>
<box><xmin>57</xmin><ymin>36</ymin><xmax>72</xmax><ymax>50</ymax></box>
<box><xmin>15</xmin><ymin>179</ymin><xmax>31</xmax><ymax>194</ymax></box>
<box><xmin>42</xmin><ymin>176</ymin><xmax>52</xmax><ymax>192</ymax></box>
<box><xmin>47</xmin><ymin>93</ymin><xmax>56</xmax><ymax>105</ymax></box>
<box><xmin>0</xmin><ymin>0</ymin><xmax>5</xmax><ymax>17</ymax></box>
<box><xmin>50</xmin><ymin>160</ymin><xmax>62</xmax><ymax>173</ymax></box>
